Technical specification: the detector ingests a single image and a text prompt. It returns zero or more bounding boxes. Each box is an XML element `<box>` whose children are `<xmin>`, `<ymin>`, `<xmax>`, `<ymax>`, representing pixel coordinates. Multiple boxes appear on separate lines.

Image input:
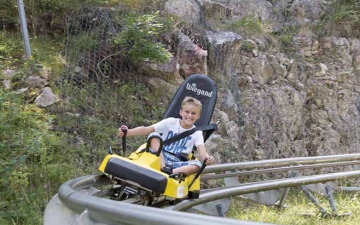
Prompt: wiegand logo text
<box><xmin>186</xmin><ymin>83</ymin><xmax>213</xmax><ymax>97</ymax></box>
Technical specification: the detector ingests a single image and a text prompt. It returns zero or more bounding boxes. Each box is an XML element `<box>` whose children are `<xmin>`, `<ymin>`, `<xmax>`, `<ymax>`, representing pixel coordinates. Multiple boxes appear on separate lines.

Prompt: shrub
<box><xmin>0</xmin><ymin>88</ymin><xmax>84</xmax><ymax>224</ymax></box>
<box><xmin>113</xmin><ymin>12</ymin><xmax>172</xmax><ymax>64</ymax></box>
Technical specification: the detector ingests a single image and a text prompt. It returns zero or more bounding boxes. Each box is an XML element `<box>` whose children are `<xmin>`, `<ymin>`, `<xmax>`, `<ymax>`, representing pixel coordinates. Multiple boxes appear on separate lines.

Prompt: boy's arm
<box><xmin>118</xmin><ymin>125</ymin><xmax>155</xmax><ymax>137</ymax></box>
<box><xmin>197</xmin><ymin>144</ymin><xmax>215</xmax><ymax>165</ymax></box>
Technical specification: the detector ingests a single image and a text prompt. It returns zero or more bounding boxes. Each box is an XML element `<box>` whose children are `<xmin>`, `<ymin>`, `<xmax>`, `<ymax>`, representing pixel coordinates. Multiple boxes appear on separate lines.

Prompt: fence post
<box><xmin>17</xmin><ymin>0</ymin><xmax>31</xmax><ymax>59</ymax></box>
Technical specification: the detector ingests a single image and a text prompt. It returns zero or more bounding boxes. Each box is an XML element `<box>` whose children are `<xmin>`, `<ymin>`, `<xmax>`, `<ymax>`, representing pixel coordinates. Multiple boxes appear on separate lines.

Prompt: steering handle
<box><xmin>188</xmin><ymin>158</ymin><xmax>208</xmax><ymax>189</ymax></box>
<box><xmin>121</xmin><ymin>128</ymin><xmax>127</xmax><ymax>154</ymax></box>
<box><xmin>146</xmin><ymin>133</ymin><xmax>163</xmax><ymax>157</ymax></box>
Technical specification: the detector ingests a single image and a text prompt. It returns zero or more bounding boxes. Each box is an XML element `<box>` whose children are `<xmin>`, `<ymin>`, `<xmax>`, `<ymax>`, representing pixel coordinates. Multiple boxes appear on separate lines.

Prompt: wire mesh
<box><xmin>48</xmin><ymin>7</ymin><xmax>181</xmax><ymax>172</ymax></box>
<box><xmin>49</xmin><ymin>5</ymin><xmax>250</xmax><ymax>168</ymax></box>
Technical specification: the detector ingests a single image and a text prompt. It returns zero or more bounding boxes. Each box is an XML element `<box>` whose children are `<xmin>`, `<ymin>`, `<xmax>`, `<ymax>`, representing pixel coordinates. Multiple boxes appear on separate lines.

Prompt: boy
<box><xmin>117</xmin><ymin>96</ymin><xmax>215</xmax><ymax>175</ymax></box>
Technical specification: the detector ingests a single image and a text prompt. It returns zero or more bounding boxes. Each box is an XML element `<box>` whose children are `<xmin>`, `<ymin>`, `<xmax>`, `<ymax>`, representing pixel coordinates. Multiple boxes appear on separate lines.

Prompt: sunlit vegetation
<box><xmin>228</xmin><ymin>191</ymin><xmax>360</xmax><ymax>225</ymax></box>
<box><xmin>1</xmin><ymin>0</ymin><xmax>360</xmax><ymax>224</ymax></box>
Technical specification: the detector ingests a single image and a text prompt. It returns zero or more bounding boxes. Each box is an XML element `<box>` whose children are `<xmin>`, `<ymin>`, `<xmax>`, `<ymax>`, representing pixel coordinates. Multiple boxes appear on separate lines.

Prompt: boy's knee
<box><xmin>147</xmin><ymin>132</ymin><xmax>161</xmax><ymax>140</ymax></box>
<box><xmin>187</xmin><ymin>165</ymin><xmax>200</xmax><ymax>175</ymax></box>
<box><xmin>147</xmin><ymin>132</ymin><xmax>162</xmax><ymax>152</ymax></box>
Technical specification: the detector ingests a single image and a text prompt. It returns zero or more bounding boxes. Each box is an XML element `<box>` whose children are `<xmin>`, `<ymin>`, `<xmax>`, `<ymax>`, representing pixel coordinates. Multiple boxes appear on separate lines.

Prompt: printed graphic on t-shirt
<box><xmin>164</xmin><ymin>131</ymin><xmax>192</xmax><ymax>154</ymax></box>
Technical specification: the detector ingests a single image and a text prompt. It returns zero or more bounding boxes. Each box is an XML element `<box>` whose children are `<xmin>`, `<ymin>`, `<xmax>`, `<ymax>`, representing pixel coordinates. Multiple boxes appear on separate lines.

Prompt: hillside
<box><xmin>1</xmin><ymin>0</ymin><xmax>360</xmax><ymax>224</ymax></box>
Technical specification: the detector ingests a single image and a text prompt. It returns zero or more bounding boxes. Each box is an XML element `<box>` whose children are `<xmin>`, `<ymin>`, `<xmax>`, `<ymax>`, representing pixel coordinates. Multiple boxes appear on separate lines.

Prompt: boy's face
<box><xmin>179</xmin><ymin>103</ymin><xmax>200</xmax><ymax>128</ymax></box>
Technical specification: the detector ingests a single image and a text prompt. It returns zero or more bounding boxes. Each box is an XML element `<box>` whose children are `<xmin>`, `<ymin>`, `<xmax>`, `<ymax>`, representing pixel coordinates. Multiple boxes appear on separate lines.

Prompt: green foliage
<box><xmin>109</xmin><ymin>0</ymin><xmax>167</xmax><ymax>13</ymax></box>
<box><xmin>0</xmin><ymin>31</ymin><xmax>64</xmax><ymax>77</ymax></box>
<box><xmin>268</xmin><ymin>0</ymin><xmax>280</xmax><ymax>4</ymax></box>
<box><xmin>0</xmin><ymin>89</ymin><xmax>46</xmax><ymax>223</ymax></box>
<box><xmin>0</xmin><ymin>88</ymin><xmax>89</xmax><ymax>224</ymax></box>
<box><xmin>326</xmin><ymin>0</ymin><xmax>359</xmax><ymax>23</ymax></box>
<box><xmin>240</xmin><ymin>42</ymin><xmax>255</xmax><ymax>52</ymax></box>
<box><xmin>1</xmin><ymin>0</ymin><xmax>111</xmax><ymax>36</ymax></box>
<box><xmin>0</xmin><ymin>0</ymin><xmax>19</xmax><ymax>31</ymax></box>
<box><xmin>113</xmin><ymin>12</ymin><xmax>172</xmax><ymax>63</ymax></box>
<box><xmin>70</xmin><ymin>33</ymin><xmax>99</xmax><ymax>52</ymax></box>
<box><xmin>226</xmin><ymin>16</ymin><xmax>264</xmax><ymax>36</ymax></box>
<box><xmin>0</xmin><ymin>32</ymin><xmax>24</xmax><ymax>68</ymax></box>
<box><xmin>30</xmin><ymin>36</ymin><xmax>65</xmax><ymax>75</ymax></box>
<box><xmin>1</xmin><ymin>0</ymin><xmax>167</xmax><ymax>36</ymax></box>
<box><xmin>318</xmin><ymin>0</ymin><xmax>360</xmax><ymax>38</ymax></box>
<box><xmin>49</xmin><ymin>77</ymin><xmax>167</xmax><ymax>157</ymax></box>
<box><xmin>277</xmin><ymin>26</ymin><xmax>298</xmax><ymax>53</ymax></box>
<box><xmin>228</xmin><ymin>191</ymin><xmax>360</xmax><ymax>225</ymax></box>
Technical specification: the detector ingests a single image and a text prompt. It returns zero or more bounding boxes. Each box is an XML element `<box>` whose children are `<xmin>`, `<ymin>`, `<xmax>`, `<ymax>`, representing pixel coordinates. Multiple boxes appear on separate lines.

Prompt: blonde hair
<box><xmin>181</xmin><ymin>96</ymin><xmax>202</xmax><ymax>112</ymax></box>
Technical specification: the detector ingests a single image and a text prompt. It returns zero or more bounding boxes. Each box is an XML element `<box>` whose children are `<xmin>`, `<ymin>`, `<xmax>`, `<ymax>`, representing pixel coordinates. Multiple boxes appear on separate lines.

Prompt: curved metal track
<box><xmin>168</xmin><ymin>170</ymin><xmax>360</xmax><ymax>211</ymax></box>
<box><xmin>53</xmin><ymin>175</ymin><xmax>273</xmax><ymax>225</ymax></box>
<box><xmin>44</xmin><ymin>153</ymin><xmax>360</xmax><ymax>225</ymax></box>
<box><xmin>202</xmin><ymin>153</ymin><xmax>360</xmax><ymax>174</ymax></box>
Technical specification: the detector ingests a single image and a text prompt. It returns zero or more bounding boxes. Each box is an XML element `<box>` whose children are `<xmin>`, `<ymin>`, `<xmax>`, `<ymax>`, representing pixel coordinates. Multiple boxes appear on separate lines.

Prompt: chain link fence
<box><xmin>46</xmin><ymin>1</ymin><xmax>259</xmax><ymax>173</ymax></box>
<box><xmin>48</xmin><ymin>6</ymin><xmax>211</xmax><ymax>170</ymax></box>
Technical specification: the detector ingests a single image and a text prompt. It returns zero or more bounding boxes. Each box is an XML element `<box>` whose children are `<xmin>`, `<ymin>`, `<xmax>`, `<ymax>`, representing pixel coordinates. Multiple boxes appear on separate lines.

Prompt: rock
<box><xmin>2</xmin><ymin>80</ymin><xmax>11</xmax><ymax>89</ymax></box>
<box><xmin>165</xmin><ymin>0</ymin><xmax>201</xmax><ymax>25</ymax></box>
<box><xmin>14</xmin><ymin>88</ymin><xmax>28</xmax><ymax>94</ymax></box>
<box><xmin>141</xmin><ymin>55</ymin><xmax>183</xmax><ymax>85</ymax></box>
<box><xmin>35</xmin><ymin>87</ymin><xmax>59</xmax><ymax>108</ymax></box>
<box><xmin>147</xmin><ymin>78</ymin><xmax>178</xmax><ymax>97</ymax></box>
<box><xmin>230</xmin><ymin>0</ymin><xmax>285</xmax><ymax>32</ymax></box>
<box><xmin>206</xmin><ymin>30</ymin><xmax>243</xmax><ymax>81</ymax></box>
<box><xmin>273</xmin><ymin>0</ymin><xmax>326</xmax><ymax>27</ymax></box>
<box><xmin>25</xmin><ymin>75</ymin><xmax>49</xmax><ymax>89</ymax></box>
<box><xmin>2</xmin><ymin>69</ymin><xmax>17</xmax><ymax>77</ymax></box>
<box><xmin>177</xmin><ymin>33</ymin><xmax>208</xmax><ymax>78</ymax></box>
<box><xmin>216</xmin><ymin>88</ymin><xmax>239</xmax><ymax>121</ymax></box>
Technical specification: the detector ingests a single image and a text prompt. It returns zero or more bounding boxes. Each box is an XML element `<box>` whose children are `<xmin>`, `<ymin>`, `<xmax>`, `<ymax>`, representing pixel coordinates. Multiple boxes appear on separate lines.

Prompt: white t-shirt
<box><xmin>152</xmin><ymin>117</ymin><xmax>204</xmax><ymax>155</ymax></box>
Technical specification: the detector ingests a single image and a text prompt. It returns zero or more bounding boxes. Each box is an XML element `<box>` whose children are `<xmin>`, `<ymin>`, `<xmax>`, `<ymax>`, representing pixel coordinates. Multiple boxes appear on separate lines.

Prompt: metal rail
<box><xmin>203</xmin><ymin>153</ymin><xmax>360</xmax><ymax>173</ymax></box>
<box><xmin>56</xmin><ymin>175</ymin><xmax>272</xmax><ymax>225</ymax></box>
<box><xmin>168</xmin><ymin>170</ymin><xmax>360</xmax><ymax>211</ymax></box>
<box><xmin>201</xmin><ymin>160</ymin><xmax>360</xmax><ymax>180</ymax></box>
<box><xmin>46</xmin><ymin>153</ymin><xmax>360</xmax><ymax>224</ymax></box>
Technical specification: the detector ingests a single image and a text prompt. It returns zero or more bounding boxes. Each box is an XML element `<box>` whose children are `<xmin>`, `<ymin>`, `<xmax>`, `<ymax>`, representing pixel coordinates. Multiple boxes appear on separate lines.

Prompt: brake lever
<box><xmin>121</xmin><ymin>128</ymin><xmax>127</xmax><ymax>156</ymax></box>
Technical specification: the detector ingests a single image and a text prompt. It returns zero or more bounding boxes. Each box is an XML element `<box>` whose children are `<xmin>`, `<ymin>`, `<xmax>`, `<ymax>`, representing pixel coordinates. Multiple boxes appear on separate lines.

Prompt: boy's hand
<box><xmin>117</xmin><ymin>125</ymin><xmax>128</xmax><ymax>137</ymax></box>
<box><xmin>206</xmin><ymin>156</ymin><xmax>215</xmax><ymax>165</ymax></box>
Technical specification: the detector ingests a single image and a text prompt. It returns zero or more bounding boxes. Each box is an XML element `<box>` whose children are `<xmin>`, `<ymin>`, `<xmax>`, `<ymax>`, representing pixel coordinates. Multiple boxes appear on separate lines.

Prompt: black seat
<box><xmin>163</xmin><ymin>74</ymin><xmax>217</xmax><ymax>141</ymax></box>
<box><xmin>104</xmin><ymin>157</ymin><xmax>167</xmax><ymax>193</ymax></box>
<box><xmin>104</xmin><ymin>74</ymin><xmax>217</xmax><ymax>194</ymax></box>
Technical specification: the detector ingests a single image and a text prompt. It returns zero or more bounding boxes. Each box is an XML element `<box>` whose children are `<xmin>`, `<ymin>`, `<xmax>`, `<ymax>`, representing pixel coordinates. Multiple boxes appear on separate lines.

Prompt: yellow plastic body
<box><xmin>98</xmin><ymin>144</ymin><xmax>201</xmax><ymax>199</ymax></box>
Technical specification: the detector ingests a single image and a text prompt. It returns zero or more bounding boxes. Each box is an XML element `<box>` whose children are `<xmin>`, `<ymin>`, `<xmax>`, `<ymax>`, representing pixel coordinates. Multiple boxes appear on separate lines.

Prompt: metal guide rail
<box><xmin>46</xmin><ymin>175</ymin><xmax>273</xmax><ymax>225</ymax></box>
<box><xmin>168</xmin><ymin>170</ymin><xmax>360</xmax><ymax>211</ymax></box>
<box><xmin>44</xmin><ymin>153</ymin><xmax>360</xmax><ymax>225</ymax></box>
<box><xmin>202</xmin><ymin>153</ymin><xmax>360</xmax><ymax>174</ymax></box>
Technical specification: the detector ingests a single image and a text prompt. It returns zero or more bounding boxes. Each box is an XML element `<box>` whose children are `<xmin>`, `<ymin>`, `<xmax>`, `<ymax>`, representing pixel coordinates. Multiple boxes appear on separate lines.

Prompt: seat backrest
<box><xmin>163</xmin><ymin>74</ymin><xmax>217</xmax><ymax>141</ymax></box>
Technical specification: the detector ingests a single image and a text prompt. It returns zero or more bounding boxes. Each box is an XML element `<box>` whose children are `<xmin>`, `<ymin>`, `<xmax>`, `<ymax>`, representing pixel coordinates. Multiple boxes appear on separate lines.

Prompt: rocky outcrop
<box><xmin>165</xmin><ymin>0</ymin><xmax>201</xmax><ymax>25</ymax></box>
<box><xmin>145</xmin><ymin>0</ymin><xmax>360</xmax><ymax>163</ymax></box>
<box><xmin>212</xmin><ymin>34</ymin><xmax>360</xmax><ymax>161</ymax></box>
<box><xmin>177</xmin><ymin>33</ymin><xmax>208</xmax><ymax>78</ymax></box>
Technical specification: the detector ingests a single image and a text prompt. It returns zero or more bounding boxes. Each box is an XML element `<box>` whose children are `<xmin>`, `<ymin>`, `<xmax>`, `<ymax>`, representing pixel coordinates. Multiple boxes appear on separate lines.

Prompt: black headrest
<box><xmin>163</xmin><ymin>74</ymin><xmax>217</xmax><ymax>127</ymax></box>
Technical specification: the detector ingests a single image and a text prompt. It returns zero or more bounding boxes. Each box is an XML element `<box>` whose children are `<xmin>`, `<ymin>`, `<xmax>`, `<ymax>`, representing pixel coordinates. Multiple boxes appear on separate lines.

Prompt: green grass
<box><xmin>226</xmin><ymin>16</ymin><xmax>264</xmax><ymax>36</ymax></box>
<box><xmin>0</xmin><ymin>87</ymin><xmax>89</xmax><ymax>224</ymax></box>
<box><xmin>0</xmin><ymin>32</ymin><xmax>24</xmax><ymax>69</ymax></box>
<box><xmin>227</xmin><ymin>191</ymin><xmax>360</xmax><ymax>225</ymax></box>
<box><xmin>316</xmin><ymin>0</ymin><xmax>360</xmax><ymax>38</ymax></box>
<box><xmin>30</xmin><ymin>36</ymin><xmax>66</xmax><ymax>76</ymax></box>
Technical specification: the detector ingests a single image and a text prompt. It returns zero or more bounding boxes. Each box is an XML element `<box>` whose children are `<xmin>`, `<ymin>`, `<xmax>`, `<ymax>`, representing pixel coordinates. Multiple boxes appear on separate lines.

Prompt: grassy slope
<box><xmin>227</xmin><ymin>191</ymin><xmax>360</xmax><ymax>225</ymax></box>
